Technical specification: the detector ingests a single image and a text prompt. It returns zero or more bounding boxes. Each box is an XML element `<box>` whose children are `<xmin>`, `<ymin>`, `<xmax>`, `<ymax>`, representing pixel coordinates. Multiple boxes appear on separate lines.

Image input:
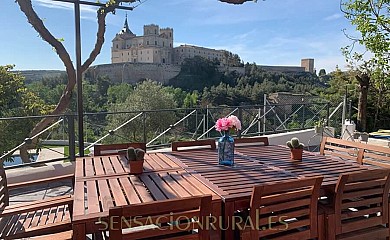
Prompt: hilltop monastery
<box><xmin>85</xmin><ymin>17</ymin><xmax>315</xmax><ymax>84</ymax></box>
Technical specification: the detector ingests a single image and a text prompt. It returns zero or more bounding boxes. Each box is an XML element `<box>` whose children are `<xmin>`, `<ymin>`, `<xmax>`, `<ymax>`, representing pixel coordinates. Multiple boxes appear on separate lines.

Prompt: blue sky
<box><xmin>1</xmin><ymin>0</ymin><xmax>358</xmax><ymax>74</ymax></box>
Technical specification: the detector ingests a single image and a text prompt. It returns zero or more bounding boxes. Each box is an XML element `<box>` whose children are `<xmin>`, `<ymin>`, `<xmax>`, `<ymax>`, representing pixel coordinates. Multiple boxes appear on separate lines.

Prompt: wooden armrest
<box><xmin>7</xmin><ymin>174</ymin><xmax>74</xmax><ymax>190</ymax></box>
<box><xmin>28</xmin><ymin>230</ymin><xmax>73</xmax><ymax>240</ymax></box>
<box><xmin>0</xmin><ymin>195</ymin><xmax>73</xmax><ymax>217</ymax></box>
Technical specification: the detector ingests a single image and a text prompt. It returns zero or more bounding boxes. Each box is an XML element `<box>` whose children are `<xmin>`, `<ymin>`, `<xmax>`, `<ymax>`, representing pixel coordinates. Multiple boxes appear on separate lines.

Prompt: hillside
<box><xmin>14</xmin><ymin>70</ymin><xmax>66</xmax><ymax>83</ymax></box>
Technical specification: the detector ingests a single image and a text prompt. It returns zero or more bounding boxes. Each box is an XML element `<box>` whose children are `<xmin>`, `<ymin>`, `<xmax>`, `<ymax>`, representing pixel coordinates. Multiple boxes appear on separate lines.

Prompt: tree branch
<box><xmin>16</xmin><ymin>0</ymin><xmax>76</xmax><ymax>137</ymax></box>
<box><xmin>81</xmin><ymin>10</ymin><xmax>108</xmax><ymax>72</ymax></box>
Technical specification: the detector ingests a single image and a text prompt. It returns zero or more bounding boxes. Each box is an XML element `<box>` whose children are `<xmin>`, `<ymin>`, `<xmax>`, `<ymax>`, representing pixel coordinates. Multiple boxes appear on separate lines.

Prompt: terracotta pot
<box><xmin>129</xmin><ymin>160</ymin><xmax>144</xmax><ymax>174</ymax></box>
<box><xmin>290</xmin><ymin>148</ymin><xmax>303</xmax><ymax>160</ymax></box>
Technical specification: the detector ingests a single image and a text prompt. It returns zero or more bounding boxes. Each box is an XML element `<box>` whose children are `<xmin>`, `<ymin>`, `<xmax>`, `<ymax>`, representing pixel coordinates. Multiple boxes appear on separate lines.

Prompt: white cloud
<box><xmin>324</xmin><ymin>13</ymin><xmax>343</xmax><ymax>21</ymax></box>
<box><xmin>34</xmin><ymin>0</ymin><xmax>97</xmax><ymax>13</ymax></box>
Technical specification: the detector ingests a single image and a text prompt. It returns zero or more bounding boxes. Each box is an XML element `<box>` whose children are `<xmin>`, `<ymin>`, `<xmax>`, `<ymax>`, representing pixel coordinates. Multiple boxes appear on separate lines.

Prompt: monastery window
<box><xmin>155</xmin><ymin>29</ymin><xmax>157</xmax><ymax>34</ymax></box>
<box><xmin>147</xmin><ymin>51</ymin><xmax>149</xmax><ymax>54</ymax></box>
<box><xmin>163</xmin><ymin>42</ymin><xmax>165</xmax><ymax>47</ymax></box>
<box><xmin>116</xmin><ymin>44</ymin><xmax>118</xmax><ymax>49</ymax></box>
<box><xmin>147</xmin><ymin>41</ymin><xmax>149</xmax><ymax>45</ymax></box>
<box><xmin>155</xmin><ymin>41</ymin><xmax>157</xmax><ymax>45</ymax></box>
<box><xmin>155</xmin><ymin>51</ymin><xmax>157</xmax><ymax>53</ymax></box>
<box><xmin>170</xmin><ymin>43</ymin><xmax>172</xmax><ymax>47</ymax></box>
<box><xmin>169</xmin><ymin>33</ymin><xmax>172</xmax><ymax>37</ymax></box>
<box><xmin>181</xmin><ymin>49</ymin><xmax>183</xmax><ymax>52</ymax></box>
<box><xmin>141</xmin><ymin>51</ymin><xmax>142</xmax><ymax>54</ymax></box>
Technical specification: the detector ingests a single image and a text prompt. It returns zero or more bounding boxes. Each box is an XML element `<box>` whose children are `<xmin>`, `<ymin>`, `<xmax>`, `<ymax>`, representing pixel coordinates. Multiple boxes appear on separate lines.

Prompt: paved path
<box><xmin>36</xmin><ymin>147</ymin><xmax>65</xmax><ymax>161</ymax></box>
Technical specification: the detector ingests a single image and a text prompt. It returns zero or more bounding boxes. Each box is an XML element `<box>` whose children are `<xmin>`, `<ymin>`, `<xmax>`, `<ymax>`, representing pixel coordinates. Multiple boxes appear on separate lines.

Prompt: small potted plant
<box><xmin>286</xmin><ymin>137</ymin><xmax>304</xmax><ymax>160</ymax></box>
<box><xmin>314</xmin><ymin>119</ymin><xmax>325</xmax><ymax>134</ymax></box>
<box><xmin>127</xmin><ymin>147</ymin><xmax>145</xmax><ymax>174</ymax></box>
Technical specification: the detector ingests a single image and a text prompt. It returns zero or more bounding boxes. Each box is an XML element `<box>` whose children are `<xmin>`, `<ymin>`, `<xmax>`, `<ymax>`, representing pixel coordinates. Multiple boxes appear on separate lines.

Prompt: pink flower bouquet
<box><xmin>215</xmin><ymin>115</ymin><xmax>242</xmax><ymax>133</ymax></box>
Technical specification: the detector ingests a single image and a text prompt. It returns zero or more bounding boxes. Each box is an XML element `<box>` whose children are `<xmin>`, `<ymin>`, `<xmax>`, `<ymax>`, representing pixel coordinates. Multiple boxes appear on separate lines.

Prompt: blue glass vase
<box><xmin>218</xmin><ymin>131</ymin><xmax>234</xmax><ymax>166</ymax></box>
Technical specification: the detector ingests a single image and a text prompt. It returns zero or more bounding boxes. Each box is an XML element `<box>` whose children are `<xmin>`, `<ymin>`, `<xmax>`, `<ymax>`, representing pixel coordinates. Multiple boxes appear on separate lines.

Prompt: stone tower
<box><xmin>301</xmin><ymin>58</ymin><xmax>314</xmax><ymax>73</ymax></box>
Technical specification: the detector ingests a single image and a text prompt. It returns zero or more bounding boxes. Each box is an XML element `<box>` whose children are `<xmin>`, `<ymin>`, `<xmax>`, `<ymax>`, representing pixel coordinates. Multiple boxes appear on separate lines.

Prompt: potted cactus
<box><xmin>127</xmin><ymin>147</ymin><xmax>145</xmax><ymax>174</ymax></box>
<box><xmin>286</xmin><ymin>137</ymin><xmax>304</xmax><ymax>160</ymax></box>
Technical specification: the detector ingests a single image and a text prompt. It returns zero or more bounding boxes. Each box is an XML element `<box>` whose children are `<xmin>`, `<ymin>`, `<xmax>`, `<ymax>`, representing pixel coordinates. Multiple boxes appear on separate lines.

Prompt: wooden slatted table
<box><xmin>72</xmin><ymin>164</ymin><xmax>221</xmax><ymax>239</ymax></box>
<box><xmin>166</xmin><ymin>145</ymin><xmax>372</xmax><ymax>240</ymax></box>
<box><xmin>234</xmin><ymin>145</ymin><xmax>371</xmax><ymax>189</ymax></box>
<box><xmin>75</xmin><ymin>152</ymin><xmax>182</xmax><ymax>179</ymax></box>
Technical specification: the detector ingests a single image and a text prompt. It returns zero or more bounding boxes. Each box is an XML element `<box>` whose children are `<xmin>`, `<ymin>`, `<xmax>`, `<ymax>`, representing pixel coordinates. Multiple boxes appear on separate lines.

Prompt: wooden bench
<box><xmin>93</xmin><ymin>142</ymin><xmax>146</xmax><ymax>156</ymax></box>
<box><xmin>171</xmin><ymin>139</ymin><xmax>216</xmax><ymax>151</ymax></box>
<box><xmin>0</xmin><ymin>166</ymin><xmax>74</xmax><ymax>239</ymax></box>
<box><xmin>320</xmin><ymin>137</ymin><xmax>390</xmax><ymax>168</ymax></box>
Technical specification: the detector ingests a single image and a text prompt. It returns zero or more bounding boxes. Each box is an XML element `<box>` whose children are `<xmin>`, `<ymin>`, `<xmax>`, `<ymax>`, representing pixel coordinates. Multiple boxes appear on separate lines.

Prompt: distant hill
<box><xmin>14</xmin><ymin>70</ymin><xmax>66</xmax><ymax>83</ymax></box>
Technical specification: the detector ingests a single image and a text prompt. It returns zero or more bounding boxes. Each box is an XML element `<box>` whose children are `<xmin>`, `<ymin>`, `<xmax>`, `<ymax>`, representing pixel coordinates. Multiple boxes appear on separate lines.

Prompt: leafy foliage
<box><xmin>341</xmin><ymin>0</ymin><xmax>390</xmax><ymax>131</ymax></box>
<box><xmin>0</xmin><ymin>65</ymin><xmax>51</xmax><ymax>161</ymax></box>
<box><xmin>106</xmin><ymin>80</ymin><xmax>177</xmax><ymax>143</ymax></box>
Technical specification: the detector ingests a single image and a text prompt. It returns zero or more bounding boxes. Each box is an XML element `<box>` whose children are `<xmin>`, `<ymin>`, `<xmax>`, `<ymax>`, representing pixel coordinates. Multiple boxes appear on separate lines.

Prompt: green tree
<box><xmin>107</xmin><ymin>83</ymin><xmax>133</xmax><ymax>104</ymax></box>
<box><xmin>341</xmin><ymin>0</ymin><xmax>390</xmax><ymax>131</ymax></box>
<box><xmin>0</xmin><ymin>65</ymin><xmax>51</xmax><ymax>163</ymax></box>
<box><xmin>318</xmin><ymin>69</ymin><xmax>326</xmax><ymax>77</ymax></box>
<box><xmin>106</xmin><ymin>80</ymin><xmax>177</xmax><ymax>143</ymax></box>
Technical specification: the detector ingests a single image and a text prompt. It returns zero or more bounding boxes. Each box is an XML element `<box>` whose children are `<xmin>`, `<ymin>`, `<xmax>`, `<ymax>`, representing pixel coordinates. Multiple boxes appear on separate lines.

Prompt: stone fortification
<box><xmin>258</xmin><ymin>65</ymin><xmax>305</xmax><ymax>73</ymax></box>
<box><xmin>85</xmin><ymin>63</ymin><xmax>181</xmax><ymax>84</ymax></box>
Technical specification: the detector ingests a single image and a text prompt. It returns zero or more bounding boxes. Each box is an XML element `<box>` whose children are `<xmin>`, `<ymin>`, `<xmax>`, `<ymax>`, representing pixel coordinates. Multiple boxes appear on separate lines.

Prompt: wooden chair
<box><xmin>320</xmin><ymin>137</ymin><xmax>362</xmax><ymax>163</ymax></box>
<box><xmin>109</xmin><ymin>195</ymin><xmax>212</xmax><ymax>240</ymax></box>
<box><xmin>94</xmin><ymin>142</ymin><xmax>146</xmax><ymax>156</ymax></box>
<box><xmin>359</xmin><ymin>142</ymin><xmax>390</xmax><ymax>168</ymax></box>
<box><xmin>171</xmin><ymin>139</ymin><xmax>216</xmax><ymax>151</ymax></box>
<box><xmin>234</xmin><ymin>136</ymin><xmax>269</xmax><ymax>146</ymax></box>
<box><xmin>321</xmin><ymin>169</ymin><xmax>390</xmax><ymax>240</ymax></box>
<box><xmin>0</xmin><ymin>166</ymin><xmax>74</xmax><ymax>239</ymax></box>
<box><xmin>238</xmin><ymin>176</ymin><xmax>323</xmax><ymax>240</ymax></box>
<box><xmin>320</xmin><ymin>137</ymin><xmax>390</xmax><ymax>168</ymax></box>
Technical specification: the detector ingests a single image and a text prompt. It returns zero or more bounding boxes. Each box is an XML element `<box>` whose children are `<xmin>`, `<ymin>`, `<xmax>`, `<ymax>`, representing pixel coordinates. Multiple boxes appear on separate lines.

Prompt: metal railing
<box><xmin>1</xmin><ymin>101</ymin><xmax>344</xmax><ymax>168</ymax></box>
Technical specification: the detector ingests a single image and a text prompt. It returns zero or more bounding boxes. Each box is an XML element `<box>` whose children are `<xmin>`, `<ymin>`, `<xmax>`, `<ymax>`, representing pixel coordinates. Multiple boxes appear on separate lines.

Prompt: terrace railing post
<box><xmin>206</xmin><ymin>106</ymin><xmax>209</xmax><ymax>139</ymax></box>
<box><xmin>302</xmin><ymin>104</ymin><xmax>306</xmax><ymax>129</ymax></box>
<box><xmin>203</xmin><ymin>114</ymin><xmax>206</xmax><ymax>139</ymax></box>
<box><xmin>263</xmin><ymin>94</ymin><xmax>267</xmax><ymax>134</ymax></box>
<box><xmin>326</xmin><ymin>102</ymin><xmax>330</xmax><ymax>126</ymax></box>
<box><xmin>238</xmin><ymin>107</ymin><xmax>242</xmax><ymax>138</ymax></box>
<box><xmin>142</xmin><ymin>112</ymin><xmax>147</xmax><ymax>143</ymax></box>
<box><xmin>67</xmin><ymin>114</ymin><xmax>76</xmax><ymax>161</ymax></box>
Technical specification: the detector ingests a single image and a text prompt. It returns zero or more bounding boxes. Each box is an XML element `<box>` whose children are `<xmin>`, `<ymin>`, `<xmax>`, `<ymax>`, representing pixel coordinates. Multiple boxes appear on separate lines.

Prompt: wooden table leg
<box><xmin>211</xmin><ymin>201</ymin><xmax>222</xmax><ymax>239</ymax></box>
<box><xmin>223</xmin><ymin>200</ymin><xmax>235</xmax><ymax>240</ymax></box>
<box><xmin>72</xmin><ymin>223</ymin><xmax>86</xmax><ymax>240</ymax></box>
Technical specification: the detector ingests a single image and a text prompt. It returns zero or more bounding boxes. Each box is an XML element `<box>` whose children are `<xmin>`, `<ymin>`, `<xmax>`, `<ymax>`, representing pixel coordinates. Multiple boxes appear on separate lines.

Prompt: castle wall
<box><xmin>258</xmin><ymin>65</ymin><xmax>305</xmax><ymax>73</ymax></box>
<box><xmin>85</xmin><ymin>63</ymin><xmax>181</xmax><ymax>84</ymax></box>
